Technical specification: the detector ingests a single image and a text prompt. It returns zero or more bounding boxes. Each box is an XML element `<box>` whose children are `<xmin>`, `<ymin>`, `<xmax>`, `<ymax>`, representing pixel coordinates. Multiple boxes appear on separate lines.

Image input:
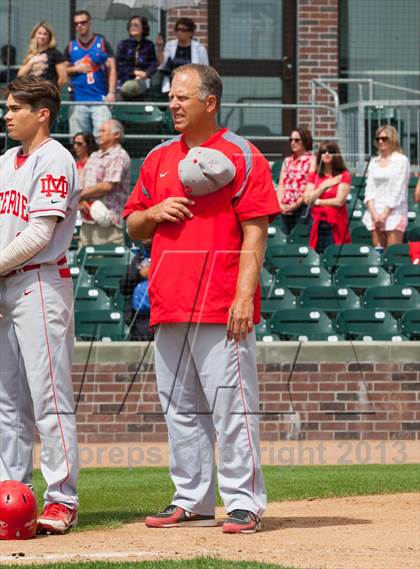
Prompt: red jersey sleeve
<box><xmin>122</xmin><ymin>159</ymin><xmax>154</xmax><ymax>219</ymax></box>
<box><xmin>231</xmin><ymin>146</ymin><xmax>280</xmax><ymax>222</ymax></box>
<box><xmin>340</xmin><ymin>170</ymin><xmax>352</xmax><ymax>185</ymax></box>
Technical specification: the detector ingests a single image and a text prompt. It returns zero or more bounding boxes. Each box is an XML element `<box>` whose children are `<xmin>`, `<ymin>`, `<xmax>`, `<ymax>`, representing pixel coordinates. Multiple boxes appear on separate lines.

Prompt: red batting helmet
<box><xmin>0</xmin><ymin>481</ymin><xmax>38</xmax><ymax>540</ymax></box>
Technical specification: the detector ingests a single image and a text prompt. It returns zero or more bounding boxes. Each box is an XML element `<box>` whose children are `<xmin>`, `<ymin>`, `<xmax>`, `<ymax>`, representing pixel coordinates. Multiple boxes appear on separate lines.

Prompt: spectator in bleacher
<box><xmin>303</xmin><ymin>141</ymin><xmax>352</xmax><ymax>253</ymax></box>
<box><xmin>362</xmin><ymin>125</ymin><xmax>410</xmax><ymax>252</ymax></box>
<box><xmin>276</xmin><ymin>128</ymin><xmax>316</xmax><ymax>235</ymax></box>
<box><xmin>18</xmin><ymin>22</ymin><xmax>67</xmax><ymax>89</ymax></box>
<box><xmin>72</xmin><ymin>131</ymin><xmax>98</xmax><ymax>172</ymax></box>
<box><xmin>119</xmin><ymin>239</ymin><xmax>153</xmax><ymax>341</ymax></box>
<box><xmin>116</xmin><ymin>16</ymin><xmax>157</xmax><ymax>100</ymax></box>
<box><xmin>0</xmin><ymin>44</ymin><xmax>17</xmax><ymax>83</ymax></box>
<box><xmin>78</xmin><ymin>119</ymin><xmax>130</xmax><ymax>247</ymax></box>
<box><xmin>65</xmin><ymin>10</ymin><xmax>116</xmax><ymax>137</ymax></box>
<box><xmin>157</xmin><ymin>18</ymin><xmax>209</xmax><ymax>94</ymax></box>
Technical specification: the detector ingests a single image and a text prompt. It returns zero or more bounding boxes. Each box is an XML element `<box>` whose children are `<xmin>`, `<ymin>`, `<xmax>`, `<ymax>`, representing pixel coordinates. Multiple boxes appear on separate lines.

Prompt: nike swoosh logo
<box><xmin>160</xmin><ymin>171</ymin><xmax>170</xmax><ymax>178</ymax></box>
<box><xmin>24</xmin><ymin>290</ymin><xmax>33</xmax><ymax>296</ymax></box>
<box><xmin>51</xmin><ymin>199</ymin><xmax>61</xmax><ymax>204</ymax></box>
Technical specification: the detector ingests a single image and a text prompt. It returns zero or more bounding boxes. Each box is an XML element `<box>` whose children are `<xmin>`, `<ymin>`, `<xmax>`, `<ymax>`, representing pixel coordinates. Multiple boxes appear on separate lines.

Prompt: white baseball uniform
<box><xmin>0</xmin><ymin>138</ymin><xmax>80</xmax><ymax>508</ymax></box>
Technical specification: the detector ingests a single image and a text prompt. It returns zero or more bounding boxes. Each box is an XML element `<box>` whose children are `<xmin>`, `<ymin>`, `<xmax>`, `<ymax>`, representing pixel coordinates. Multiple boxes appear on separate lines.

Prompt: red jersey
<box><xmin>123</xmin><ymin>128</ymin><xmax>280</xmax><ymax>326</ymax></box>
<box><xmin>307</xmin><ymin>170</ymin><xmax>352</xmax><ymax>250</ymax></box>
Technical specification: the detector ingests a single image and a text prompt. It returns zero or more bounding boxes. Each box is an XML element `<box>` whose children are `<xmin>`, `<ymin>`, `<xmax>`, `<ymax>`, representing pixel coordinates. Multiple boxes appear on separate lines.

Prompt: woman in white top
<box><xmin>156</xmin><ymin>17</ymin><xmax>209</xmax><ymax>94</ymax></box>
<box><xmin>363</xmin><ymin>125</ymin><xmax>410</xmax><ymax>251</ymax></box>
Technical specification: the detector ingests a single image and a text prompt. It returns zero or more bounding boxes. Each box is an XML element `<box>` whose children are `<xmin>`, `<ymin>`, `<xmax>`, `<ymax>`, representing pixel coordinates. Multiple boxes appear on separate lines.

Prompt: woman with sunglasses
<box><xmin>157</xmin><ymin>17</ymin><xmax>208</xmax><ymax>94</ymax></box>
<box><xmin>362</xmin><ymin>125</ymin><xmax>410</xmax><ymax>252</ymax></box>
<box><xmin>303</xmin><ymin>141</ymin><xmax>352</xmax><ymax>253</ymax></box>
<box><xmin>72</xmin><ymin>131</ymin><xmax>98</xmax><ymax>172</ymax></box>
<box><xmin>276</xmin><ymin>128</ymin><xmax>316</xmax><ymax>235</ymax></box>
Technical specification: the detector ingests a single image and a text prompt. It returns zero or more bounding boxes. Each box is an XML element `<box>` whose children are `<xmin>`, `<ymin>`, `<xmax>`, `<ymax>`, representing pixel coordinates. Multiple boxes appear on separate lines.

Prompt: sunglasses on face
<box><xmin>175</xmin><ymin>27</ymin><xmax>191</xmax><ymax>32</ymax></box>
<box><xmin>289</xmin><ymin>137</ymin><xmax>301</xmax><ymax>143</ymax></box>
<box><xmin>376</xmin><ymin>136</ymin><xmax>389</xmax><ymax>142</ymax></box>
<box><xmin>320</xmin><ymin>149</ymin><xmax>334</xmax><ymax>155</ymax></box>
<box><xmin>74</xmin><ymin>20</ymin><xmax>89</xmax><ymax>26</ymax></box>
<box><xmin>73</xmin><ymin>141</ymin><xmax>86</xmax><ymax>146</ymax></box>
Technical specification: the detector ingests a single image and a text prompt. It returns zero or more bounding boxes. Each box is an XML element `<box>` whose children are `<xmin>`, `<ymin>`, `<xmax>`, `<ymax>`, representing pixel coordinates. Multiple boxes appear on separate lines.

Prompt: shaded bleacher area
<box><xmin>69</xmin><ymin>163</ymin><xmax>420</xmax><ymax>342</ymax></box>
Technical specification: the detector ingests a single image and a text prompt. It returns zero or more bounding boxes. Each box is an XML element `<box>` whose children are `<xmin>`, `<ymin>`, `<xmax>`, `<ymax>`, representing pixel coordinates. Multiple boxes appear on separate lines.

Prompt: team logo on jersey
<box><xmin>40</xmin><ymin>174</ymin><xmax>69</xmax><ymax>199</ymax></box>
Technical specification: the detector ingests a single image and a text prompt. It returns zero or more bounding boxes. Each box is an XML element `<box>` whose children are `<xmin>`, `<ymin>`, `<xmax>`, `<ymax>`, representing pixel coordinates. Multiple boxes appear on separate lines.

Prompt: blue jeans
<box><xmin>69</xmin><ymin>103</ymin><xmax>112</xmax><ymax>137</ymax></box>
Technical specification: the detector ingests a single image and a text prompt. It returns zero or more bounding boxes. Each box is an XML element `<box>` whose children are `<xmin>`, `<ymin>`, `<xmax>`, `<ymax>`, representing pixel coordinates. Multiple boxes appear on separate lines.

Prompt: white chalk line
<box><xmin>0</xmin><ymin>548</ymin><xmax>215</xmax><ymax>564</ymax></box>
<box><xmin>0</xmin><ymin>551</ymin><xmax>162</xmax><ymax>563</ymax></box>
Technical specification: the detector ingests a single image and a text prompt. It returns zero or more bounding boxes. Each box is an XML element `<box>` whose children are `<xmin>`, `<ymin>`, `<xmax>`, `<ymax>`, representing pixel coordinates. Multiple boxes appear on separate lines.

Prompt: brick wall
<box><xmin>72</xmin><ymin>347</ymin><xmax>420</xmax><ymax>444</ymax></box>
<box><xmin>297</xmin><ymin>0</ymin><xmax>339</xmax><ymax>137</ymax></box>
<box><xmin>165</xmin><ymin>0</ymin><xmax>208</xmax><ymax>48</ymax></box>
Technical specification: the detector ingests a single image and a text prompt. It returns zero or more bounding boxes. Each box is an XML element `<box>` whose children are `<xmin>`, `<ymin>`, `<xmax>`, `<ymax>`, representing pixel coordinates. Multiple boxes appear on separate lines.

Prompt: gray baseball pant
<box><xmin>154</xmin><ymin>323</ymin><xmax>266</xmax><ymax>518</ymax></box>
<box><xmin>0</xmin><ymin>268</ymin><xmax>79</xmax><ymax>508</ymax></box>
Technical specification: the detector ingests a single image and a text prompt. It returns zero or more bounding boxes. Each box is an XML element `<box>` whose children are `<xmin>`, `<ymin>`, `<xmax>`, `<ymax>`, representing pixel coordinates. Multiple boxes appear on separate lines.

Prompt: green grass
<box><xmin>0</xmin><ymin>562</ymin><xmax>299</xmax><ymax>569</ymax></box>
<box><xmin>32</xmin><ymin>464</ymin><xmax>420</xmax><ymax>532</ymax></box>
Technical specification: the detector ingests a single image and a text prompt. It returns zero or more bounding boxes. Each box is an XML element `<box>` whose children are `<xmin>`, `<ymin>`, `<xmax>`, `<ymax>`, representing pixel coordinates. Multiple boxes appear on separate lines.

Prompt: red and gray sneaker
<box><xmin>145</xmin><ymin>505</ymin><xmax>217</xmax><ymax>528</ymax></box>
<box><xmin>38</xmin><ymin>503</ymin><xmax>78</xmax><ymax>534</ymax></box>
<box><xmin>222</xmin><ymin>509</ymin><xmax>261</xmax><ymax>534</ymax></box>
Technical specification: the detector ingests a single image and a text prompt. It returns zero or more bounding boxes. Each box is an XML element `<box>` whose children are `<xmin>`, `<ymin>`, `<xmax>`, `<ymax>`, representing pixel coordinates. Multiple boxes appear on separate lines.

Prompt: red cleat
<box><xmin>38</xmin><ymin>503</ymin><xmax>78</xmax><ymax>534</ymax></box>
<box><xmin>145</xmin><ymin>505</ymin><xmax>217</xmax><ymax>528</ymax></box>
<box><xmin>222</xmin><ymin>509</ymin><xmax>261</xmax><ymax>534</ymax></box>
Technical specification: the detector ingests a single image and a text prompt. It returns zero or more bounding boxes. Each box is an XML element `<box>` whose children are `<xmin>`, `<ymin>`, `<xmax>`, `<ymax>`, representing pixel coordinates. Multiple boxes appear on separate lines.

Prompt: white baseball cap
<box><xmin>178</xmin><ymin>147</ymin><xmax>236</xmax><ymax>196</ymax></box>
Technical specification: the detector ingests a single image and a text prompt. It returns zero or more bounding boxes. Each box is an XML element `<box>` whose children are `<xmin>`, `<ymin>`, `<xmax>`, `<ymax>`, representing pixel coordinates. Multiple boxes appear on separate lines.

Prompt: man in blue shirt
<box><xmin>65</xmin><ymin>10</ymin><xmax>116</xmax><ymax>136</ymax></box>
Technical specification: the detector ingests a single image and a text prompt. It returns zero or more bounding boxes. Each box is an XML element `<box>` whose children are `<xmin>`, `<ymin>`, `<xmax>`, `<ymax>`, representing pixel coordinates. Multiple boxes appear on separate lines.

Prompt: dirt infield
<box><xmin>1</xmin><ymin>493</ymin><xmax>418</xmax><ymax>569</ymax></box>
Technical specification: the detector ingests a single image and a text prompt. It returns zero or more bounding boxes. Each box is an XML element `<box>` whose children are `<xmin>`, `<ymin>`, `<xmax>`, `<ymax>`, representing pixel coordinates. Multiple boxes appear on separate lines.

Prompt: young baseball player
<box><xmin>0</xmin><ymin>76</ymin><xmax>79</xmax><ymax>533</ymax></box>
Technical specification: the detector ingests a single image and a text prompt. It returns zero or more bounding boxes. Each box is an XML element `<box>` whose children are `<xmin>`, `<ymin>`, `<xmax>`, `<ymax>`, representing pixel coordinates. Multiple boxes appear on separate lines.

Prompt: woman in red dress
<box><xmin>303</xmin><ymin>141</ymin><xmax>352</xmax><ymax>253</ymax></box>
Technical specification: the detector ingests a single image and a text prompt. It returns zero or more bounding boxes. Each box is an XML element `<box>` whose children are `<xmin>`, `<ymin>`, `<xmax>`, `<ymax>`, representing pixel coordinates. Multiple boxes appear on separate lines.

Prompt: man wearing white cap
<box><xmin>123</xmin><ymin>64</ymin><xmax>280</xmax><ymax>533</ymax></box>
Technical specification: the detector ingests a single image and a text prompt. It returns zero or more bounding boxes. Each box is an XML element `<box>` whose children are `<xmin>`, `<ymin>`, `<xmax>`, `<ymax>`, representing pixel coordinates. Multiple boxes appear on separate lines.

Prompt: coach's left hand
<box><xmin>227</xmin><ymin>295</ymin><xmax>254</xmax><ymax>342</ymax></box>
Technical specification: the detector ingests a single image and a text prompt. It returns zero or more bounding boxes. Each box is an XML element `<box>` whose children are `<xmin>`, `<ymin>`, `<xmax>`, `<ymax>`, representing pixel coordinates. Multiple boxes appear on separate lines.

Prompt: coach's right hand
<box><xmin>149</xmin><ymin>197</ymin><xmax>194</xmax><ymax>224</ymax></box>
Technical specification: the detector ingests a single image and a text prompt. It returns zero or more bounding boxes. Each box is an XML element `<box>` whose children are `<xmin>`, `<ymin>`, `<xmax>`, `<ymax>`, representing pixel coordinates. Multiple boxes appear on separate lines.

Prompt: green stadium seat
<box><xmin>266</xmin><ymin>244</ymin><xmax>320</xmax><ymax>272</ymax></box>
<box><xmin>322</xmin><ymin>244</ymin><xmax>380</xmax><ymax>273</ymax></box>
<box><xmin>77</xmin><ymin>244</ymin><xmax>131</xmax><ymax>273</ymax></box>
<box><xmin>261</xmin><ymin>287</ymin><xmax>297</xmax><ymax>319</ymax></box>
<box><xmin>267</xmin><ymin>225</ymin><xmax>287</xmax><ymax>248</ymax></box>
<box><xmin>255</xmin><ymin>319</ymin><xmax>280</xmax><ymax>342</ymax></box>
<box><xmin>382</xmin><ymin>244</ymin><xmax>411</xmax><ymax>271</ymax></box>
<box><xmin>94</xmin><ymin>265</ymin><xmax>127</xmax><ymax>296</ymax></box>
<box><xmin>74</xmin><ymin>287</ymin><xmax>112</xmax><ymax>311</ymax></box>
<box><xmin>260</xmin><ymin>267</ymin><xmax>275</xmax><ymax>296</ymax></box>
<box><xmin>350</xmin><ymin>223</ymin><xmax>371</xmax><ymax>245</ymax></box>
<box><xmin>335</xmin><ymin>309</ymin><xmax>401</xmax><ymax>341</ymax></box>
<box><xmin>113</xmin><ymin>104</ymin><xmax>164</xmax><ymax>157</ymax></box>
<box><xmin>75</xmin><ymin>309</ymin><xmax>127</xmax><ymax>341</ymax></box>
<box><xmin>70</xmin><ymin>266</ymin><xmax>94</xmax><ymax>290</ymax></box>
<box><xmin>363</xmin><ymin>285</ymin><xmax>420</xmax><ymax>317</ymax></box>
<box><xmin>351</xmin><ymin>176</ymin><xmax>366</xmax><ymax>198</ymax></box>
<box><xmin>408</xmin><ymin>176</ymin><xmax>418</xmax><ymax>189</ymax></box>
<box><xmin>130</xmin><ymin>157</ymin><xmax>143</xmax><ymax>187</ymax></box>
<box><xmin>393</xmin><ymin>264</ymin><xmax>420</xmax><ymax>289</ymax></box>
<box><xmin>299</xmin><ymin>286</ymin><xmax>360</xmax><ymax>317</ymax></box>
<box><xmin>288</xmin><ymin>223</ymin><xmax>310</xmax><ymax>244</ymax></box>
<box><xmin>67</xmin><ymin>250</ymin><xmax>78</xmax><ymax>267</ymax></box>
<box><xmin>400</xmin><ymin>310</ymin><xmax>420</xmax><ymax>339</ymax></box>
<box><xmin>406</xmin><ymin>208</ymin><xmax>420</xmax><ymax>234</ymax></box>
<box><xmin>334</xmin><ymin>265</ymin><xmax>392</xmax><ymax>293</ymax></box>
<box><xmin>114</xmin><ymin>103</ymin><xmax>164</xmax><ymax>130</ymax></box>
<box><xmin>407</xmin><ymin>225</ymin><xmax>420</xmax><ymax>242</ymax></box>
<box><xmin>346</xmin><ymin>193</ymin><xmax>364</xmax><ymax>219</ymax></box>
<box><xmin>270</xmin><ymin>160</ymin><xmax>282</xmax><ymax>184</ymax></box>
<box><xmin>275</xmin><ymin>265</ymin><xmax>331</xmax><ymax>294</ymax></box>
<box><xmin>113</xmin><ymin>291</ymin><xmax>129</xmax><ymax>312</ymax></box>
<box><xmin>270</xmin><ymin>309</ymin><xmax>337</xmax><ymax>341</ymax></box>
